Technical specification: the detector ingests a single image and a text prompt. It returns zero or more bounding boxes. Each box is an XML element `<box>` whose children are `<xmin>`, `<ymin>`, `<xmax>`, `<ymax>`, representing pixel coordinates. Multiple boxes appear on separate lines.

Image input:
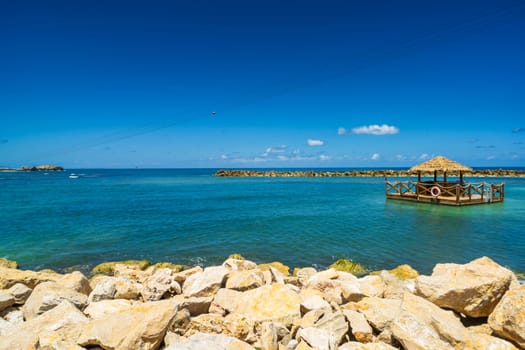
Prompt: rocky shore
<box><xmin>215</xmin><ymin>169</ymin><xmax>525</xmax><ymax>178</ymax></box>
<box><xmin>0</xmin><ymin>165</ymin><xmax>64</xmax><ymax>172</ymax></box>
<box><xmin>0</xmin><ymin>256</ymin><xmax>523</xmax><ymax>349</ymax></box>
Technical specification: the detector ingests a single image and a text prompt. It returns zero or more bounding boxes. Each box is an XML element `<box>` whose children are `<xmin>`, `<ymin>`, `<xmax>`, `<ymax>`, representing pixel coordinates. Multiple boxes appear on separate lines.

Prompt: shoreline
<box><xmin>0</xmin><ymin>255</ymin><xmax>523</xmax><ymax>349</ymax></box>
<box><xmin>214</xmin><ymin>169</ymin><xmax>525</xmax><ymax>177</ymax></box>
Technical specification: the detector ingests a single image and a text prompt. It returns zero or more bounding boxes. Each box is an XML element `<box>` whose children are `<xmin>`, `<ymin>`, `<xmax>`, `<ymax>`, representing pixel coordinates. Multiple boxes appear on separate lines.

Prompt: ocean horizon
<box><xmin>2</xmin><ymin>168</ymin><xmax>524</xmax><ymax>276</ymax></box>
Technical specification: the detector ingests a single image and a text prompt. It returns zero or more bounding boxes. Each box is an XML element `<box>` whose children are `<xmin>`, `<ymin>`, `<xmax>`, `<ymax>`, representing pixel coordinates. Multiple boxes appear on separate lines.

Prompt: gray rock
<box><xmin>141</xmin><ymin>268</ymin><xmax>182</xmax><ymax>301</ymax></box>
<box><xmin>0</xmin><ymin>292</ymin><xmax>15</xmax><ymax>312</ymax></box>
<box><xmin>22</xmin><ymin>281</ymin><xmax>88</xmax><ymax>320</ymax></box>
<box><xmin>183</xmin><ymin>266</ymin><xmax>228</xmax><ymax>297</ymax></box>
<box><xmin>88</xmin><ymin>276</ymin><xmax>116</xmax><ymax>303</ymax></box>
<box><xmin>164</xmin><ymin>332</ymin><xmax>254</xmax><ymax>350</ymax></box>
<box><xmin>7</xmin><ymin>283</ymin><xmax>32</xmax><ymax>304</ymax></box>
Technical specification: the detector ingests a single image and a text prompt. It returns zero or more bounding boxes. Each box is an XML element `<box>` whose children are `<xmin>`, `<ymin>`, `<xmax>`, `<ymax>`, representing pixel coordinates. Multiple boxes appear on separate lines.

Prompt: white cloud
<box><xmin>351</xmin><ymin>124</ymin><xmax>399</xmax><ymax>135</ymax></box>
<box><xmin>307</xmin><ymin>139</ymin><xmax>324</xmax><ymax>146</ymax></box>
<box><xmin>221</xmin><ymin>154</ymin><xmax>228</xmax><ymax>160</ymax></box>
<box><xmin>262</xmin><ymin>145</ymin><xmax>287</xmax><ymax>157</ymax></box>
<box><xmin>371</xmin><ymin>153</ymin><xmax>380</xmax><ymax>160</ymax></box>
<box><xmin>395</xmin><ymin>154</ymin><xmax>407</xmax><ymax>161</ymax></box>
<box><xmin>337</xmin><ymin>127</ymin><xmax>347</xmax><ymax>135</ymax></box>
<box><xmin>319</xmin><ymin>154</ymin><xmax>331</xmax><ymax>161</ymax></box>
<box><xmin>419</xmin><ymin>153</ymin><xmax>429</xmax><ymax>160</ymax></box>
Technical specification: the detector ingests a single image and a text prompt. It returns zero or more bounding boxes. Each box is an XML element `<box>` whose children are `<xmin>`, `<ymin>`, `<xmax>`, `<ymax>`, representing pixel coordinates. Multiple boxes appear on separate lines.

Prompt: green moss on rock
<box><xmin>228</xmin><ymin>253</ymin><xmax>246</xmax><ymax>260</ymax></box>
<box><xmin>151</xmin><ymin>262</ymin><xmax>190</xmax><ymax>272</ymax></box>
<box><xmin>329</xmin><ymin>259</ymin><xmax>368</xmax><ymax>277</ymax></box>
<box><xmin>258</xmin><ymin>261</ymin><xmax>290</xmax><ymax>276</ymax></box>
<box><xmin>38</xmin><ymin>269</ymin><xmax>59</xmax><ymax>274</ymax></box>
<box><xmin>0</xmin><ymin>257</ymin><xmax>18</xmax><ymax>269</ymax></box>
<box><xmin>370</xmin><ymin>264</ymin><xmax>419</xmax><ymax>280</ymax></box>
<box><xmin>92</xmin><ymin>259</ymin><xmax>151</xmax><ymax>276</ymax></box>
<box><xmin>389</xmin><ymin>264</ymin><xmax>419</xmax><ymax>280</ymax></box>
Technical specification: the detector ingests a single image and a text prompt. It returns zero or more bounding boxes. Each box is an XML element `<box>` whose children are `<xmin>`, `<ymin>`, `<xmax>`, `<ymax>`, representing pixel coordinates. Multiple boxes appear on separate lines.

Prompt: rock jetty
<box><xmin>215</xmin><ymin>169</ymin><xmax>525</xmax><ymax>178</ymax></box>
<box><xmin>0</xmin><ymin>256</ymin><xmax>523</xmax><ymax>349</ymax></box>
<box><xmin>0</xmin><ymin>165</ymin><xmax>64</xmax><ymax>172</ymax></box>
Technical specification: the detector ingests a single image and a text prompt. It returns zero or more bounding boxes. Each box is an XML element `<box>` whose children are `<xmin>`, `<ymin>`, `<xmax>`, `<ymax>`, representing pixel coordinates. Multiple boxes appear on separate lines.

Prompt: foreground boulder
<box><xmin>390</xmin><ymin>292</ymin><xmax>467</xmax><ymax>349</ymax></box>
<box><xmin>233</xmin><ymin>283</ymin><xmax>301</xmax><ymax>326</ymax></box>
<box><xmin>183</xmin><ymin>266</ymin><xmax>229</xmax><ymax>297</ymax></box>
<box><xmin>488</xmin><ymin>284</ymin><xmax>525</xmax><ymax>348</ymax></box>
<box><xmin>0</xmin><ymin>258</ymin><xmax>18</xmax><ymax>269</ymax></box>
<box><xmin>0</xmin><ymin>300</ymin><xmax>88</xmax><ymax>349</ymax></box>
<box><xmin>0</xmin><ymin>266</ymin><xmax>59</xmax><ymax>289</ymax></box>
<box><xmin>77</xmin><ymin>299</ymin><xmax>178</xmax><ymax>350</ymax></box>
<box><xmin>165</xmin><ymin>332</ymin><xmax>254</xmax><ymax>350</ymax></box>
<box><xmin>23</xmin><ymin>281</ymin><xmax>88</xmax><ymax>320</ymax></box>
<box><xmin>415</xmin><ymin>256</ymin><xmax>515</xmax><ymax>317</ymax></box>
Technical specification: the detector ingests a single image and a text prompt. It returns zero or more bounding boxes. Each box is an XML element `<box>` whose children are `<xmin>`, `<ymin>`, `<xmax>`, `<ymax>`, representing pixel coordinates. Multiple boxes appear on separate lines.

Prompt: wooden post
<box><xmin>456</xmin><ymin>184</ymin><xmax>460</xmax><ymax>204</ymax></box>
<box><xmin>433</xmin><ymin>170</ymin><xmax>437</xmax><ymax>183</ymax></box>
<box><xmin>416</xmin><ymin>171</ymin><xmax>421</xmax><ymax>196</ymax></box>
<box><xmin>444</xmin><ymin>171</ymin><xmax>447</xmax><ymax>183</ymax></box>
<box><xmin>459</xmin><ymin>171</ymin><xmax>463</xmax><ymax>184</ymax></box>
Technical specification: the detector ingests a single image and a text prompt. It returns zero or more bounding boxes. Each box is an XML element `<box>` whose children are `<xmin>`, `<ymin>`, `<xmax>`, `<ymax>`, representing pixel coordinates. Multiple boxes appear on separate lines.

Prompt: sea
<box><xmin>1</xmin><ymin>168</ymin><xmax>524</xmax><ymax>276</ymax></box>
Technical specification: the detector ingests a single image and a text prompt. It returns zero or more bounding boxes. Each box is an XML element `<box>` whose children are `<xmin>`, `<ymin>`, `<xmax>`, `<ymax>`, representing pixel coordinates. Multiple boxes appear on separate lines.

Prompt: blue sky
<box><xmin>2</xmin><ymin>0</ymin><xmax>524</xmax><ymax>168</ymax></box>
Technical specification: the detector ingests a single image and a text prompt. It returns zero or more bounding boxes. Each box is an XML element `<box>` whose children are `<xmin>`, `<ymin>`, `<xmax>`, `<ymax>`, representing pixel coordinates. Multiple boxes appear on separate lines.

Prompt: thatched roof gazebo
<box><xmin>385</xmin><ymin>155</ymin><xmax>504</xmax><ymax>205</ymax></box>
<box><xmin>409</xmin><ymin>155</ymin><xmax>472</xmax><ymax>184</ymax></box>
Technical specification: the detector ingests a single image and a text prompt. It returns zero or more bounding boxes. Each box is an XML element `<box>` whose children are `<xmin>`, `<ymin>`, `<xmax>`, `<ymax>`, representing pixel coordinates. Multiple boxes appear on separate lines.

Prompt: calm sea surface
<box><xmin>1</xmin><ymin>168</ymin><xmax>524</xmax><ymax>275</ymax></box>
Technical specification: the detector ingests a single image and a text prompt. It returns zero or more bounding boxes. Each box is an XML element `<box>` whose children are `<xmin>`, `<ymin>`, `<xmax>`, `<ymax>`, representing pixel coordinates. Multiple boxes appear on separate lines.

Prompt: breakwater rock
<box><xmin>0</xmin><ymin>256</ymin><xmax>523</xmax><ymax>349</ymax></box>
<box><xmin>0</xmin><ymin>165</ymin><xmax>64</xmax><ymax>172</ymax></box>
<box><xmin>215</xmin><ymin>169</ymin><xmax>525</xmax><ymax>178</ymax></box>
<box><xmin>20</xmin><ymin>165</ymin><xmax>64</xmax><ymax>171</ymax></box>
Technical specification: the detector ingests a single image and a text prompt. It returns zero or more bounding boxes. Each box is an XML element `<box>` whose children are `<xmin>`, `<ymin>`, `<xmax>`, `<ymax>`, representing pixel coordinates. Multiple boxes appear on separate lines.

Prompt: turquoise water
<box><xmin>1</xmin><ymin>169</ymin><xmax>524</xmax><ymax>275</ymax></box>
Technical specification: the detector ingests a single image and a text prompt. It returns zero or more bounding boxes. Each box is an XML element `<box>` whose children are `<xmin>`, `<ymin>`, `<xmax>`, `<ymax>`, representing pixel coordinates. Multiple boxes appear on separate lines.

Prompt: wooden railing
<box><xmin>385</xmin><ymin>181</ymin><xmax>504</xmax><ymax>204</ymax></box>
<box><xmin>385</xmin><ymin>180</ymin><xmax>417</xmax><ymax>196</ymax></box>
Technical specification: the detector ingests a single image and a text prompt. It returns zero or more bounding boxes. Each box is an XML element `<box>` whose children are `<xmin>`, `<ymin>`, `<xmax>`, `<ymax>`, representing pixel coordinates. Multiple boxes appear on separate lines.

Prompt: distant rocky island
<box><xmin>215</xmin><ymin>169</ymin><xmax>525</xmax><ymax>177</ymax></box>
<box><xmin>0</xmin><ymin>165</ymin><xmax>64</xmax><ymax>172</ymax></box>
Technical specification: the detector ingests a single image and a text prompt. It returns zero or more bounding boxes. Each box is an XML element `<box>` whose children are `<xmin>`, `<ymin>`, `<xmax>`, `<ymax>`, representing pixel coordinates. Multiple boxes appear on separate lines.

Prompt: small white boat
<box><xmin>69</xmin><ymin>173</ymin><xmax>79</xmax><ymax>179</ymax></box>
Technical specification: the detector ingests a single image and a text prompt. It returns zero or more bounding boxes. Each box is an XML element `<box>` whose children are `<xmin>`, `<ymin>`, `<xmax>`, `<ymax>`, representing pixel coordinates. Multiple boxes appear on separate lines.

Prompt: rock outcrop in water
<box><xmin>215</xmin><ymin>169</ymin><xmax>525</xmax><ymax>177</ymax></box>
<box><xmin>0</xmin><ymin>256</ymin><xmax>523</xmax><ymax>349</ymax></box>
<box><xmin>0</xmin><ymin>165</ymin><xmax>64</xmax><ymax>172</ymax></box>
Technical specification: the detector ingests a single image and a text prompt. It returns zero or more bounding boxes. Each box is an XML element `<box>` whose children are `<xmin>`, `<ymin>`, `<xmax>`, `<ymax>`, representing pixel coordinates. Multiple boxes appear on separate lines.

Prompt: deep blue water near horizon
<box><xmin>1</xmin><ymin>168</ymin><xmax>524</xmax><ymax>276</ymax></box>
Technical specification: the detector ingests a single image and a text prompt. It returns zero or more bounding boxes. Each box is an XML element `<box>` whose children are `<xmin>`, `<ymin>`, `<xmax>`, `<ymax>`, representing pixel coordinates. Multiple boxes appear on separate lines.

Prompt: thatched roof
<box><xmin>409</xmin><ymin>156</ymin><xmax>472</xmax><ymax>172</ymax></box>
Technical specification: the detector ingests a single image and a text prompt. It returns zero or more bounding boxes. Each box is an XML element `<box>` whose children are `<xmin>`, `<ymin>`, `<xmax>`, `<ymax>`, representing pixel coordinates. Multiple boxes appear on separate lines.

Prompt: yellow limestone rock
<box><xmin>463</xmin><ymin>332</ymin><xmax>518</xmax><ymax>350</ymax></box>
<box><xmin>164</xmin><ymin>332</ymin><xmax>254</xmax><ymax>350</ymax></box>
<box><xmin>390</xmin><ymin>292</ymin><xmax>468</xmax><ymax>350</ymax></box>
<box><xmin>56</xmin><ymin>271</ymin><xmax>92</xmax><ymax>295</ymax></box>
<box><xmin>233</xmin><ymin>284</ymin><xmax>301</xmax><ymax>326</ymax></box>
<box><xmin>78</xmin><ymin>299</ymin><xmax>177</xmax><ymax>350</ymax></box>
<box><xmin>0</xmin><ymin>266</ymin><xmax>59</xmax><ymax>289</ymax></box>
<box><xmin>223</xmin><ymin>258</ymin><xmax>258</xmax><ymax>271</ymax></box>
<box><xmin>0</xmin><ymin>300</ymin><xmax>88</xmax><ymax>350</ymax></box>
<box><xmin>0</xmin><ymin>257</ymin><xmax>18</xmax><ymax>269</ymax></box>
<box><xmin>415</xmin><ymin>256</ymin><xmax>515</xmax><ymax>317</ymax></box>
<box><xmin>23</xmin><ymin>281</ymin><xmax>88</xmax><ymax>320</ymax></box>
<box><xmin>91</xmin><ymin>259</ymin><xmax>151</xmax><ymax>276</ymax></box>
<box><xmin>226</xmin><ymin>269</ymin><xmax>264</xmax><ymax>291</ymax></box>
<box><xmin>344</xmin><ymin>297</ymin><xmax>401</xmax><ymax>332</ymax></box>
<box><xmin>258</xmin><ymin>262</ymin><xmax>290</xmax><ymax>276</ymax></box>
<box><xmin>338</xmin><ymin>342</ymin><xmax>398</xmax><ymax>350</ymax></box>
<box><xmin>182</xmin><ymin>266</ymin><xmax>229</xmax><ymax>297</ymax></box>
<box><xmin>488</xmin><ymin>284</ymin><xmax>525</xmax><ymax>348</ymax></box>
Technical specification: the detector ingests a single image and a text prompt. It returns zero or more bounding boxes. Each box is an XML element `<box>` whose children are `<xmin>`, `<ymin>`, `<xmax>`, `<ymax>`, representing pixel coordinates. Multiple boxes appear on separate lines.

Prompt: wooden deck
<box><xmin>385</xmin><ymin>180</ymin><xmax>504</xmax><ymax>206</ymax></box>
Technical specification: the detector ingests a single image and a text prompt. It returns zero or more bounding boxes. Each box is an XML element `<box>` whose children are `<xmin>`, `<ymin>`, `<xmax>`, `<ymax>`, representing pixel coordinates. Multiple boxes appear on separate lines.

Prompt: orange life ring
<box><xmin>430</xmin><ymin>186</ymin><xmax>441</xmax><ymax>197</ymax></box>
